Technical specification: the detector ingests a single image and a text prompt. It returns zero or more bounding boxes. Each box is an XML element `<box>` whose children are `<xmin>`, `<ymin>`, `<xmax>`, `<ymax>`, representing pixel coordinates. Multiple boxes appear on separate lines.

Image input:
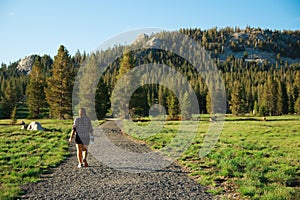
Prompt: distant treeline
<box><xmin>0</xmin><ymin>27</ymin><xmax>300</xmax><ymax>119</ymax></box>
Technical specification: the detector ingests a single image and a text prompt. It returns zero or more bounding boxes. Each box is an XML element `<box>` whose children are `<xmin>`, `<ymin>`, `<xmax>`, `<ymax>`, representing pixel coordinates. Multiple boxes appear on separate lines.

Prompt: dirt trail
<box><xmin>21</xmin><ymin>120</ymin><xmax>212</xmax><ymax>200</ymax></box>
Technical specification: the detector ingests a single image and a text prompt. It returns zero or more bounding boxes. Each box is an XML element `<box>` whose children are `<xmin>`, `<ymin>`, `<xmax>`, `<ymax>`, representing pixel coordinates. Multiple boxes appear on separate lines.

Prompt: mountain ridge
<box><xmin>15</xmin><ymin>27</ymin><xmax>300</xmax><ymax>75</ymax></box>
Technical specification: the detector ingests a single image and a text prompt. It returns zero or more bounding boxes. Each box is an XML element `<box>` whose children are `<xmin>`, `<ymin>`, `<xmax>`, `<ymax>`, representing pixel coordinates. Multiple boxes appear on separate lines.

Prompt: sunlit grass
<box><xmin>0</xmin><ymin>119</ymin><xmax>72</xmax><ymax>199</ymax></box>
<box><xmin>127</xmin><ymin>115</ymin><xmax>300</xmax><ymax>199</ymax></box>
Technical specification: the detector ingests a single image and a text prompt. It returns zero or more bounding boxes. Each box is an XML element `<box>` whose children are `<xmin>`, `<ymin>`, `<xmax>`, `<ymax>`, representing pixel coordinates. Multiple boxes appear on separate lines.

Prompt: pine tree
<box><xmin>262</xmin><ymin>75</ymin><xmax>278</xmax><ymax>116</ymax></box>
<box><xmin>158</xmin><ymin>85</ymin><xmax>166</xmax><ymax>113</ymax></box>
<box><xmin>130</xmin><ymin>87</ymin><xmax>150</xmax><ymax>118</ymax></box>
<box><xmin>26</xmin><ymin>57</ymin><xmax>46</xmax><ymax>118</ymax></box>
<box><xmin>259</xmin><ymin>104</ymin><xmax>267</xmax><ymax>117</ymax></box>
<box><xmin>295</xmin><ymin>96</ymin><xmax>300</xmax><ymax>114</ymax></box>
<box><xmin>167</xmin><ymin>91</ymin><xmax>180</xmax><ymax>119</ymax></box>
<box><xmin>95</xmin><ymin>78</ymin><xmax>110</xmax><ymax>119</ymax></box>
<box><xmin>294</xmin><ymin>71</ymin><xmax>300</xmax><ymax>115</ymax></box>
<box><xmin>294</xmin><ymin>71</ymin><xmax>300</xmax><ymax>100</ymax></box>
<box><xmin>116</xmin><ymin>48</ymin><xmax>135</xmax><ymax>80</ymax></box>
<box><xmin>230</xmin><ymin>81</ymin><xmax>246</xmax><ymax>115</ymax></box>
<box><xmin>253</xmin><ymin>101</ymin><xmax>259</xmax><ymax>115</ymax></box>
<box><xmin>286</xmin><ymin>82</ymin><xmax>294</xmax><ymax>114</ymax></box>
<box><xmin>10</xmin><ymin>106</ymin><xmax>17</xmax><ymax>125</ymax></box>
<box><xmin>245</xmin><ymin>81</ymin><xmax>253</xmax><ymax>113</ymax></box>
<box><xmin>41</xmin><ymin>54</ymin><xmax>53</xmax><ymax>75</ymax></box>
<box><xmin>276</xmin><ymin>80</ymin><xmax>288</xmax><ymax>115</ymax></box>
<box><xmin>0</xmin><ymin>80</ymin><xmax>17</xmax><ymax>118</ymax></box>
<box><xmin>198</xmin><ymin>79</ymin><xmax>208</xmax><ymax>114</ymax></box>
<box><xmin>112</xmin><ymin>50</ymin><xmax>133</xmax><ymax>118</ymax></box>
<box><xmin>182</xmin><ymin>91</ymin><xmax>192</xmax><ymax>120</ymax></box>
<box><xmin>206</xmin><ymin>92</ymin><xmax>212</xmax><ymax>115</ymax></box>
<box><xmin>45</xmin><ymin>45</ymin><xmax>74</xmax><ymax>119</ymax></box>
<box><xmin>112</xmin><ymin>49</ymin><xmax>139</xmax><ymax>119</ymax></box>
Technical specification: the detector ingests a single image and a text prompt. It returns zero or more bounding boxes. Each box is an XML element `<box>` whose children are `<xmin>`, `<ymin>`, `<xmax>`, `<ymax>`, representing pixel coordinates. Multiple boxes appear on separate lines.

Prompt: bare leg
<box><xmin>76</xmin><ymin>144</ymin><xmax>83</xmax><ymax>165</ymax></box>
<box><xmin>82</xmin><ymin>145</ymin><xmax>88</xmax><ymax>167</ymax></box>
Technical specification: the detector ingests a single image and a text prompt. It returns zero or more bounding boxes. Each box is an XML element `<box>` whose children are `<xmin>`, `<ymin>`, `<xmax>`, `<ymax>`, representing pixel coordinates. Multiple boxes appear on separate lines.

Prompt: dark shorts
<box><xmin>75</xmin><ymin>133</ymin><xmax>90</xmax><ymax>146</ymax></box>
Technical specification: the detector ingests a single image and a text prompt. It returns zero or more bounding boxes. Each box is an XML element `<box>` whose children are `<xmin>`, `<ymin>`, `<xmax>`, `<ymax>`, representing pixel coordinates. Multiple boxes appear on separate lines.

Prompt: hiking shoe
<box><xmin>83</xmin><ymin>159</ymin><xmax>88</xmax><ymax>167</ymax></box>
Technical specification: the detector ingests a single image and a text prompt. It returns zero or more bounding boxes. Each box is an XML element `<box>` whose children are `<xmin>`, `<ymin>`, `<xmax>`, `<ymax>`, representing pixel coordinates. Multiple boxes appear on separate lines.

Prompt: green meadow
<box><xmin>1</xmin><ymin>116</ymin><xmax>299</xmax><ymax>199</ymax></box>
<box><xmin>0</xmin><ymin>119</ymin><xmax>72</xmax><ymax>199</ymax></box>
<box><xmin>125</xmin><ymin>115</ymin><xmax>300</xmax><ymax>200</ymax></box>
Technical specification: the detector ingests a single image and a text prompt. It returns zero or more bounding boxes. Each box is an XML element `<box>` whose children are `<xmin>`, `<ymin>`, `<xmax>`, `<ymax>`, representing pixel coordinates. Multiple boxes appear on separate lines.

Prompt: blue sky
<box><xmin>0</xmin><ymin>0</ymin><xmax>299</xmax><ymax>64</ymax></box>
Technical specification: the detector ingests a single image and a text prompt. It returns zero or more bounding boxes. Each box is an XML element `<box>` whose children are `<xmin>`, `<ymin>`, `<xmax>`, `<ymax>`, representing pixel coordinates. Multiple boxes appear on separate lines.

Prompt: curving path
<box><xmin>21</xmin><ymin>120</ymin><xmax>213</xmax><ymax>200</ymax></box>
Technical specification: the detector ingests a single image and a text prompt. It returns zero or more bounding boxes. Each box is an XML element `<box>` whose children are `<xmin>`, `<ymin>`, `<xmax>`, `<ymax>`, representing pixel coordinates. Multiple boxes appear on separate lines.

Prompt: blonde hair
<box><xmin>79</xmin><ymin>108</ymin><xmax>86</xmax><ymax>118</ymax></box>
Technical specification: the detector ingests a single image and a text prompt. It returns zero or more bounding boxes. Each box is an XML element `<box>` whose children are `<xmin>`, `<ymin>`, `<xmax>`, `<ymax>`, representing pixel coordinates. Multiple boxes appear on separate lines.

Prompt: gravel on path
<box><xmin>21</xmin><ymin>120</ymin><xmax>213</xmax><ymax>200</ymax></box>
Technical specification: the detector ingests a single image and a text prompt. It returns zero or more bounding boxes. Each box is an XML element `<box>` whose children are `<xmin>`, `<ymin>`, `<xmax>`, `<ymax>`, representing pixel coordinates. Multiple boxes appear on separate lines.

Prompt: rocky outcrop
<box><xmin>133</xmin><ymin>33</ymin><xmax>149</xmax><ymax>46</ymax></box>
<box><xmin>17</xmin><ymin>55</ymin><xmax>38</xmax><ymax>75</ymax></box>
<box><xmin>132</xmin><ymin>28</ymin><xmax>300</xmax><ymax>65</ymax></box>
<box><xmin>146</xmin><ymin>37</ymin><xmax>162</xmax><ymax>47</ymax></box>
<box><xmin>133</xmin><ymin>34</ymin><xmax>162</xmax><ymax>48</ymax></box>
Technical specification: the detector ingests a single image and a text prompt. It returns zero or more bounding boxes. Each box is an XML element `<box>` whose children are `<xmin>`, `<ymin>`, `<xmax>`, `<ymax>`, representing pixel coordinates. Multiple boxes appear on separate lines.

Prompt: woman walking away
<box><xmin>69</xmin><ymin>108</ymin><xmax>94</xmax><ymax>168</ymax></box>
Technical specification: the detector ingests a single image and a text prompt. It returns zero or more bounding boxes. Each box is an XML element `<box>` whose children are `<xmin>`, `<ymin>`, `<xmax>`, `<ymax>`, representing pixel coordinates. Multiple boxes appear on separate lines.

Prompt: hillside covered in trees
<box><xmin>0</xmin><ymin>27</ymin><xmax>300</xmax><ymax>119</ymax></box>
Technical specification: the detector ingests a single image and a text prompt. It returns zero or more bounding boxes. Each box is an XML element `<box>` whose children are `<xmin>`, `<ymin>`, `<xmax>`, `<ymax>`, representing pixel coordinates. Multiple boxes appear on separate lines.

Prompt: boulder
<box><xmin>27</xmin><ymin>121</ymin><xmax>44</xmax><ymax>131</ymax></box>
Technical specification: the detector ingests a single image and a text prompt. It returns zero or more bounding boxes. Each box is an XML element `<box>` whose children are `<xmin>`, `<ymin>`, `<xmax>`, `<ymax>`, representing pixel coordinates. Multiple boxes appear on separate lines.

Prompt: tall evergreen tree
<box><xmin>293</xmin><ymin>71</ymin><xmax>300</xmax><ymax>114</ymax></box>
<box><xmin>276</xmin><ymin>80</ymin><xmax>288</xmax><ymax>115</ymax></box>
<box><xmin>45</xmin><ymin>45</ymin><xmax>74</xmax><ymax>119</ymax></box>
<box><xmin>26</xmin><ymin>57</ymin><xmax>46</xmax><ymax>118</ymax></box>
<box><xmin>167</xmin><ymin>91</ymin><xmax>180</xmax><ymax>119</ymax></box>
<box><xmin>116</xmin><ymin>49</ymin><xmax>135</xmax><ymax>81</ymax></box>
<box><xmin>253</xmin><ymin>101</ymin><xmax>259</xmax><ymax>115</ymax></box>
<box><xmin>182</xmin><ymin>91</ymin><xmax>192</xmax><ymax>120</ymax></box>
<box><xmin>129</xmin><ymin>86</ymin><xmax>150</xmax><ymax>118</ymax></box>
<box><xmin>95</xmin><ymin>78</ymin><xmax>110</xmax><ymax>119</ymax></box>
<box><xmin>10</xmin><ymin>106</ymin><xmax>17</xmax><ymax>124</ymax></box>
<box><xmin>111</xmin><ymin>49</ymin><xmax>148</xmax><ymax>119</ymax></box>
<box><xmin>0</xmin><ymin>81</ymin><xmax>17</xmax><ymax>118</ymax></box>
<box><xmin>158</xmin><ymin>85</ymin><xmax>166</xmax><ymax>113</ymax></box>
<box><xmin>112</xmin><ymin>49</ymin><xmax>134</xmax><ymax>118</ymax></box>
<box><xmin>294</xmin><ymin>71</ymin><xmax>300</xmax><ymax>100</ymax></box>
<box><xmin>230</xmin><ymin>81</ymin><xmax>246</xmax><ymax>115</ymax></box>
<box><xmin>295</xmin><ymin>96</ymin><xmax>300</xmax><ymax>114</ymax></box>
<box><xmin>1</xmin><ymin>27</ymin><xmax>300</xmax><ymax>118</ymax></box>
<box><xmin>287</xmin><ymin>84</ymin><xmax>295</xmax><ymax>114</ymax></box>
<box><xmin>198</xmin><ymin>79</ymin><xmax>208</xmax><ymax>114</ymax></box>
<box><xmin>206</xmin><ymin>92</ymin><xmax>212</xmax><ymax>115</ymax></box>
<box><xmin>245</xmin><ymin>81</ymin><xmax>254</xmax><ymax>113</ymax></box>
<box><xmin>41</xmin><ymin>54</ymin><xmax>53</xmax><ymax>75</ymax></box>
<box><xmin>262</xmin><ymin>75</ymin><xmax>278</xmax><ymax>116</ymax></box>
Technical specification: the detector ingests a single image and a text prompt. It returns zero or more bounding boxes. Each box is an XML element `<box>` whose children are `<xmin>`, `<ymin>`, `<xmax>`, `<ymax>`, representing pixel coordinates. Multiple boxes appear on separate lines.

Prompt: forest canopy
<box><xmin>0</xmin><ymin>27</ymin><xmax>300</xmax><ymax>119</ymax></box>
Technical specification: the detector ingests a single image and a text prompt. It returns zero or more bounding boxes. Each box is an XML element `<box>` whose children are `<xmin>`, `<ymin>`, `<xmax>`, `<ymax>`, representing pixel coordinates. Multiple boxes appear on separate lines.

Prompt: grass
<box><xmin>124</xmin><ymin>115</ymin><xmax>300</xmax><ymax>199</ymax></box>
<box><xmin>0</xmin><ymin>119</ymin><xmax>72</xmax><ymax>200</ymax></box>
<box><xmin>1</xmin><ymin>115</ymin><xmax>299</xmax><ymax>199</ymax></box>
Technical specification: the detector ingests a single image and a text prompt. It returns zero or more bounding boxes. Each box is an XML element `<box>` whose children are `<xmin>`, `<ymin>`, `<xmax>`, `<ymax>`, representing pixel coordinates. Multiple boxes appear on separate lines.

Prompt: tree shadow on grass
<box><xmin>225</xmin><ymin>116</ymin><xmax>300</xmax><ymax>122</ymax></box>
